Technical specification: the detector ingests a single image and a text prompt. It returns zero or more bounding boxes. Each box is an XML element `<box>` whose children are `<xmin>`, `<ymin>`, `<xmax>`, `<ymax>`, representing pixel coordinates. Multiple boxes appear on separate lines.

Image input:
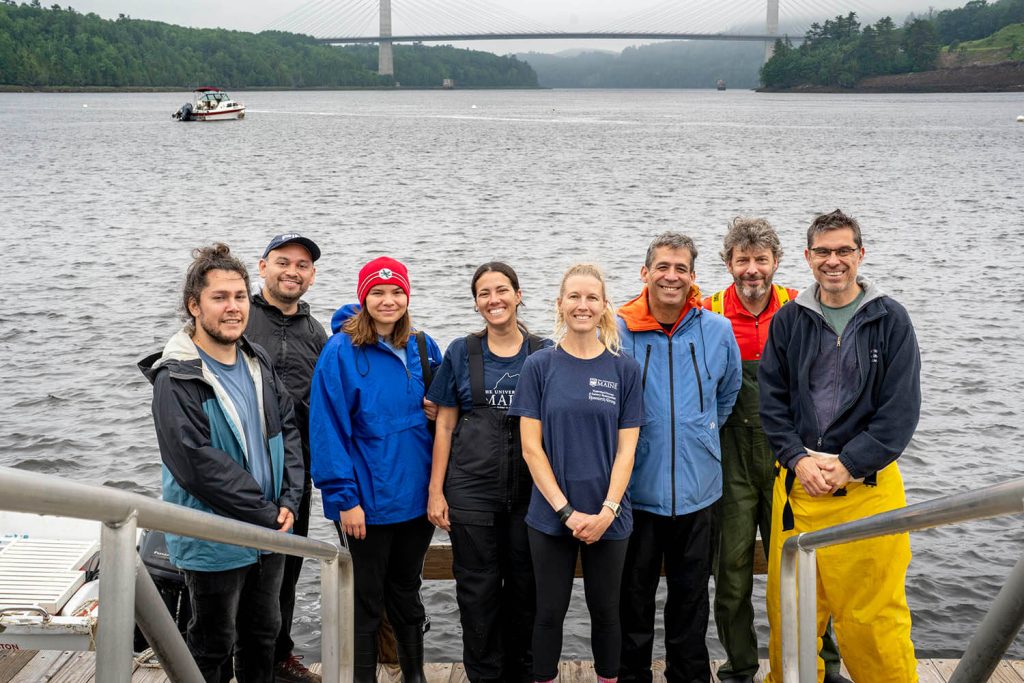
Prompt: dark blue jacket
<box><xmin>758</xmin><ymin>278</ymin><xmax>921</xmax><ymax>480</ymax></box>
<box><xmin>309</xmin><ymin>304</ymin><xmax>442</xmax><ymax>524</ymax></box>
<box><xmin>139</xmin><ymin>330</ymin><xmax>304</xmax><ymax>571</ymax></box>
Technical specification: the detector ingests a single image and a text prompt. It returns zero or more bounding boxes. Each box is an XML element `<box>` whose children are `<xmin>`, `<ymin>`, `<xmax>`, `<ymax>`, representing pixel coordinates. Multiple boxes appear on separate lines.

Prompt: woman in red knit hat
<box><xmin>310</xmin><ymin>256</ymin><xmax>442</xmax><ymax>683</ymax></box>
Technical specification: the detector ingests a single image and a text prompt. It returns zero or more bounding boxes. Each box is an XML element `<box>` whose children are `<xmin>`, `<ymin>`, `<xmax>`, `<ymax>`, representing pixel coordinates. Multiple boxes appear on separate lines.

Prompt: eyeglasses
<box><xmin>810</xmin><ymin>246</ymin><xmax>858</xmax><ymax>259</ymax></box>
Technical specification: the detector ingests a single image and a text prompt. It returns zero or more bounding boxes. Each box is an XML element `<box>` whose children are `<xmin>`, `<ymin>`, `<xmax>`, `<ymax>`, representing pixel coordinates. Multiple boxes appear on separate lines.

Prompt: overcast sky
<box><xmin>62</xmin><ymin>0</ymin><xmax>966</xmax><ymax>54</ymax></box>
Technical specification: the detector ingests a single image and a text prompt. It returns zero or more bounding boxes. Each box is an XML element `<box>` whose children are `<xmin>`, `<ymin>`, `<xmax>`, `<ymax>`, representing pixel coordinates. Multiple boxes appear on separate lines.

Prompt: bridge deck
<box><xmin>2</xmin><ymin>653</ymin><xmax>1024</xmax><ymax>682</ymax></box>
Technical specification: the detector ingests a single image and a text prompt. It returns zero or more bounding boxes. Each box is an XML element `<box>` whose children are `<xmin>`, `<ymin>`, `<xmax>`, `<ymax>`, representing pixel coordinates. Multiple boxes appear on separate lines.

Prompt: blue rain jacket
<box><xmin>617</xmin><ymin>288</ymin><xmax>742</xmax><ymax>516</ymax></box>
<box><xmin>310</xmin><ymin>304</ymin><xmax>442</xmax><ymax>524</ymax></box>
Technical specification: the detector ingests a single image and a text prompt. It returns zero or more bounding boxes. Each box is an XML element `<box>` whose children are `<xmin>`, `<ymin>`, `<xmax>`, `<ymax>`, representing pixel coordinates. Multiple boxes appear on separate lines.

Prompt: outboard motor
<box><xmin>173</xmin><ymin>102</ymin><xmax>193</xmax><ymax>121</ymax></box>
<box><xmin>133</xmin><ymin>530</ymin><xmax>191</xmax><ymax>651</ymax></box>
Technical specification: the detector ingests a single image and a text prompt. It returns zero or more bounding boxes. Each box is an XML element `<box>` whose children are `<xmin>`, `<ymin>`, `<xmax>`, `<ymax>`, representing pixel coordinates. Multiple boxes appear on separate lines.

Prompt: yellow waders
<box><xmin>765</xmin><ymin>462</ymin><xmax>918</xmax><ymax>683</ymax></box>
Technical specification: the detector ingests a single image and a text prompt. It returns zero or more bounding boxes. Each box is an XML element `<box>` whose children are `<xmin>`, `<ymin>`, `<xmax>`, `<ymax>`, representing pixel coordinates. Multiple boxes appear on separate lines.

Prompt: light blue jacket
<box><xmin>617</xmin><ymin>289</ymin><xmax>742</xmax><ymax>516</ymax></box>
<box><xmin>310</xmin><ymin>304</ymin><xmax>442</xmax><ymax>525</ymax></box>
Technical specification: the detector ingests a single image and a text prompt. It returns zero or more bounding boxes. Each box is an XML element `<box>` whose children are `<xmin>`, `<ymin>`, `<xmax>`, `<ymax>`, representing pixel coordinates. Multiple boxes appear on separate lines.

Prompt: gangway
<box><xmin>0</xmin><ymin>466</ymin><xmax>353</xmax><ymax>683</ymax></box>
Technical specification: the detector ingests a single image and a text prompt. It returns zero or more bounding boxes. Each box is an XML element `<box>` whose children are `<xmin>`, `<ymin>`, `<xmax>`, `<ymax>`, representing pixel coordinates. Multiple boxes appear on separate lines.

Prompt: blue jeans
<box><xmin>184</xmin><ymin>554</ymin><xmax>285</xmax><ymax>683</ymax></box>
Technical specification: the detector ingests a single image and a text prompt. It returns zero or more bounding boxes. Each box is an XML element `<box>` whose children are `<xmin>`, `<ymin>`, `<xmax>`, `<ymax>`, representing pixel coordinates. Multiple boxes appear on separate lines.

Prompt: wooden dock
<box><xmin>3</xmin><ymin>652</ymin><xmax>1024</xmax><ymax>682</ymax></box>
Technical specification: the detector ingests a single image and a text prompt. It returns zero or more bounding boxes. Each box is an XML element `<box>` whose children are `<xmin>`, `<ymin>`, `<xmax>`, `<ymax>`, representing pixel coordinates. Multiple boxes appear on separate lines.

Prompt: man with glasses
<box><xmin>758</xmin><ymin>209</ymin><xmax>921</xmax><ymax>682</ymax></box>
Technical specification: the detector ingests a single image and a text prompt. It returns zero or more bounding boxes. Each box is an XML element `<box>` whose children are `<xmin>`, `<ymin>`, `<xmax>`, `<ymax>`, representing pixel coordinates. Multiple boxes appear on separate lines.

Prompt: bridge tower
<box><xmin>379</xmin><ymin>0</ymin><xmax>394</xmax><ymax>76</ymax></box>
<box><xmin>764</xmin><ymin>0</ymin><xmax>779</xmax><ymax>61</ymax></box>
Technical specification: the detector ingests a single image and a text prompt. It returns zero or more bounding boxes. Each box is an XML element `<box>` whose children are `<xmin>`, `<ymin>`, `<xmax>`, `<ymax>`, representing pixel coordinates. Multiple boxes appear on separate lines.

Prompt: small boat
<box><xmin>172</xmin><ymin>87</ymin><xmax>245</xmax><ymax>122</ymax></box>
<box><xmin>716</xmin><ymin>79</ymin><xmax>727</xmax><ymax>91</ymax></box>
<box><xmin>1017</xmin><ymin>115</ymin><xmax>1024</xmax><ymax>122</ymax></box>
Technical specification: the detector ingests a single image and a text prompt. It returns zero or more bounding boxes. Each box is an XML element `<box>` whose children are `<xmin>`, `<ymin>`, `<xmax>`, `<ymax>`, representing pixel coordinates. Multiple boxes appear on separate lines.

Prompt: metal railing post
<box><xmin>780</xmin><ymin>536</ymin><xmax>800</xmax><ymax>682</ymax></box>
<box><xmin>134</xmin><ymin>560</ymin><xmax>205</xmax><ymax>683</ymax></box>
<box><xmin>96</xmin><ymin>511</ymin><xmax>138</xmax><ymax>683</ymax></box>
<box><xmin>320</xmin><ymin>554</ymin><xmax>354</xmax><ymax>683</ymax></box>
<box><xmin>797</xmin><ymin>548</ymin><xmax>818</xmax><ymax>682</ymax></box>
<box><xmin>321</xmin><ymin>557</ymin><xmax>340</xmax><ymax>682</ymax></box>
<box><xmin>948</xmin><ymin>550</ymin><xmax>1024</xmax><ymax>683</ymax></box>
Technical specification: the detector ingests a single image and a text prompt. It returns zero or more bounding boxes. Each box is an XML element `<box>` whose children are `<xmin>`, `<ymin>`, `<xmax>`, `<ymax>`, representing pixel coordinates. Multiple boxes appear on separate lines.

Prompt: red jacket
<box><xmin>702</xmin><ymin>284</ymin><xmax>798</xmax><ymax>361</ymax></box>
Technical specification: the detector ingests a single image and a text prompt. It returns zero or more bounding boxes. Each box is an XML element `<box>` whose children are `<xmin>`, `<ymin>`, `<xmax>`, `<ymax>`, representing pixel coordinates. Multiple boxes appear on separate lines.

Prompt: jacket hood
<box><xmin>138</xmin><ymin>328</ymin><xmax>262</xmax><ymax>385</ymax></box>
<box><xmin>330</xmin><ymin>303</ymin><xmax>361</xmax><ymax>333</ymax></box>
<box><xmin>617</xmin><ymin>285</ymin><xmax>702</xmax><ymax>332</ymax></box>
<box><xmin>796</xmin><ymin>276</ymin><xmax>885</xmax><ymax>317</ymax></box>
<box><xmin>139</xmin><ymin>328</ymin><xmax>201</xmax><ymax>384</ymax></box>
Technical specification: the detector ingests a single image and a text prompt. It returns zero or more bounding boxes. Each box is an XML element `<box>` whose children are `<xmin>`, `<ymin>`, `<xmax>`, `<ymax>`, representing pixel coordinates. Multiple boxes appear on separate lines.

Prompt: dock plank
<box><xmin>0</xmin><ymin>651</ymin><xmax>34</xmax><ymax>683</ymax></box>
<box><xmin>9</xmin><ymin>650</ymin><xmax>76</xmax><ymax>682</ymax></box>
<box><xmin>45</xmin><ymin>650</ymin><xmax>95</xmax><ymax>683</ymax></box>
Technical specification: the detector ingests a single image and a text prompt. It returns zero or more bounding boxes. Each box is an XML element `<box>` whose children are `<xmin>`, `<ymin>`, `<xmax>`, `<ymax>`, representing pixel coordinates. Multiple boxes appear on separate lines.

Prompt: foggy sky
<box><xmin>57</xmin><ymin>0</ymin><xmax>966</xmax><ymax>55</ymax></box>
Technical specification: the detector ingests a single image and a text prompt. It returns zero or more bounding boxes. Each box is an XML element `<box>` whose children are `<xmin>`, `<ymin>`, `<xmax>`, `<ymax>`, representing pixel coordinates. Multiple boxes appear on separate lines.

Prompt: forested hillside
<box><xmin>0</xmin><ymin>1</ymin><xmax>537</xmax><ymax>88</ymax></box>
<box><xmin>760</xmin><ymin>0</ymin><xmax>1024</xmax><ymax>88</ymax></box>
<box><xmin>519</xmin><ymin>42</ymin><xmax>764</xmax><ymax>89</ymax></box>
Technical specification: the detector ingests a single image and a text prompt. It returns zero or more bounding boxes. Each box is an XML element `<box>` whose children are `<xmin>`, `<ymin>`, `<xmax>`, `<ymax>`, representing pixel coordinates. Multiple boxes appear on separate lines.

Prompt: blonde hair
<box><xmin>554</xmin><ymin>263</ymin><xmax>621</xmax><ymax>355</ymax></box>
<box><xmin>342</xmin><ymin>306</ymin><xmax>412</xmax><ymax>348</ymax></box>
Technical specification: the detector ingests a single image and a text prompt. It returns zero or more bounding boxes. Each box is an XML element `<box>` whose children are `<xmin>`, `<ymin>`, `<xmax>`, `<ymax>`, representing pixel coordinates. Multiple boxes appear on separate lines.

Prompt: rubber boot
<box><xmin>395</xmin><ymin>625</ymin><xmax>426</xmax><ymax>683</ymax></box>
<box><xmin>354</xmin><ymin>632</ymin><xmax>378</xmax><ymax>683</ymax></box>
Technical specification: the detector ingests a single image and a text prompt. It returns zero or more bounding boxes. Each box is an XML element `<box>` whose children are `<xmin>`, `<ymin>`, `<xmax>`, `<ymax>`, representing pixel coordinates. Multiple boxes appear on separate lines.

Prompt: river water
<box><xmin>2</xmin><ymin>89</ymin><xmax>1023</xmax><ymax>662</ymax></box>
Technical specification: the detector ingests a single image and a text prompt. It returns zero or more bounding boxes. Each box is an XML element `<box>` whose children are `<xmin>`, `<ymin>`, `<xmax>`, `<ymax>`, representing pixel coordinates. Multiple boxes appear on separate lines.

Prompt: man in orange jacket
<box><xmin>704</xmin><ymin>218</ymin><xmax>844</xmax><ymax>683</ymax></box>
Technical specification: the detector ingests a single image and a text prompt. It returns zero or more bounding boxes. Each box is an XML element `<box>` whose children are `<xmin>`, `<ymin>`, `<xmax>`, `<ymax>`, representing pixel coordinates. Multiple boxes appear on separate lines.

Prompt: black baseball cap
<box><xmin>262</xmin><ymin>233</ymin><xmax>321</xmax><ymax>262</ymax></box>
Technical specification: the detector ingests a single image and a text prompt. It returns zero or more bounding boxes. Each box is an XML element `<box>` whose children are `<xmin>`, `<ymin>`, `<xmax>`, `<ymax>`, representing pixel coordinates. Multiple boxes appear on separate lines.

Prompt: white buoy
<box><xmin>1017</xmin><ymin>115</ymin><xmax>1024</xmax><ymax>122</ymax></box>
<box><xmin>82</xmin><ymin>104</ymin><xmax>88</xmax><ymax>108</ymax></box>
<box><xmin>471</xmin><ymin>105</ymin><xmax>477</xmax><ymax>109</ymax></box>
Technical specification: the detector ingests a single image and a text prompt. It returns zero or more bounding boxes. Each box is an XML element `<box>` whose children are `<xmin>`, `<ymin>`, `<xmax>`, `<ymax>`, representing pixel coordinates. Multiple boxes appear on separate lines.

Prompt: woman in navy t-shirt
<box><xmin>509</xmin><ymin>263</ymin><xmax>644</xmax><ymax>683</ymax></box>
<box><xmin>425</xmin><ymin>262</ymin><xmax>551</xmax><ymax>683</ymax></box>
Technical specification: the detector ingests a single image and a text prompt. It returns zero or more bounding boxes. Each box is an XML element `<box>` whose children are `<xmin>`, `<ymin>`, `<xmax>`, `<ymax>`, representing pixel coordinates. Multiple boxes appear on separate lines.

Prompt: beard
<box><xmin>198</xmin><ymin>314</ymin><xmax>244</xmax><ymax>345</ymax></box>
<box><xmin>736</xmin><ymin>277</ymin><xmax>771</xmax><ymax>301</ymax></box>
<box><xmin>266</xmin><ymin>277</ymin><xmax>305</xmax><ymax>305</ymax></box>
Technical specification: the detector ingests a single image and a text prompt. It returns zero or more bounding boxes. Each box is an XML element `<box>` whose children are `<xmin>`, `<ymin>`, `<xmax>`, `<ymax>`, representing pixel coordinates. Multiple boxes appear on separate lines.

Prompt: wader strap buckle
<box><xmin>782</xmin><ymin>467</ymin><xmax>796</xmax><ymax>532</ymax></box>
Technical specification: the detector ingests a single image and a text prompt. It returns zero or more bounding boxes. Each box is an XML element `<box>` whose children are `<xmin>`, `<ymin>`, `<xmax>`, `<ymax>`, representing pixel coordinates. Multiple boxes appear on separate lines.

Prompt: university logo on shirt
<box><xmin>487</xmin><ymin>372</ymin><xmax>519</xmax><ymax>408</ymax></box>
<box><xmin>588</xmin><ymin>377</ymin><xmax>618</xmax><ymax>406</ymax></box>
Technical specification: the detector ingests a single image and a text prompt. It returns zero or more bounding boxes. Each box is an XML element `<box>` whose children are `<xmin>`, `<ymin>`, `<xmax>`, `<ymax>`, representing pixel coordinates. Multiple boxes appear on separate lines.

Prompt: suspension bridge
<box><xmin>267</xmin><ymin>0</ymin><xmax>879</xmax><ymax>77</ymax></box>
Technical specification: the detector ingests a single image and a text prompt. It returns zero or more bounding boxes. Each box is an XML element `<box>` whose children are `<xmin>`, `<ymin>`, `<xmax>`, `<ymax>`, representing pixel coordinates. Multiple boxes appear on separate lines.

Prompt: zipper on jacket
<box><xmin>668</xmin><ymin>335</ymin><xmax>676</xmax><ymax>518</ymax></box>
<box><xmin>505</xmin><ymin>417</ymin><xmax>515</xmax><ymax>512</ymax></box>
<box><xmin>689</xmin><ymin>342</ymin><xmax>704</xmax><ymax>413</ymax></box>
<box><xmin>642</xmin><ymin>345</ymin><xmax>652</xmax><ymax>390</ymax></box>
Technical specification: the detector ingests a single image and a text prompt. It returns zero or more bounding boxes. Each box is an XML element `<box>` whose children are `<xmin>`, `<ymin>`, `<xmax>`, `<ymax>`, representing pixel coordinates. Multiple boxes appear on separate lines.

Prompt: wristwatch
<box><xmin>556</xmin><ymin>504</ymin><xmax>575</xmax><ymax>524</ymax></box>
<box><xmin>602</xmin><ymin>500</ymin><xmax>622</xmax><ymax>517</ymax></box>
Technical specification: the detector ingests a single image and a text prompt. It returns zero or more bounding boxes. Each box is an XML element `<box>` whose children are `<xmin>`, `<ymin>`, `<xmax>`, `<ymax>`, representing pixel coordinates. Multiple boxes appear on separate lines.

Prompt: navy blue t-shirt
<box><xmin>508</xmin><ymin>346</ymin><xmax>644</xmax><ymax>539</ymax></box>
<box><xmin>427</xmin><ymin>335</ymin><xmax>553</xmax><ymax>411</ymax></box>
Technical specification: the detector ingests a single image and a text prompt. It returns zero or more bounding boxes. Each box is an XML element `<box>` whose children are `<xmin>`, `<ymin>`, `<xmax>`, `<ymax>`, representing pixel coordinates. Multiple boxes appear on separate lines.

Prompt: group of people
<box><xmin>141</xmin><ymin>208</ymin><xmax>922</xmax><ymax>683</ymax></box>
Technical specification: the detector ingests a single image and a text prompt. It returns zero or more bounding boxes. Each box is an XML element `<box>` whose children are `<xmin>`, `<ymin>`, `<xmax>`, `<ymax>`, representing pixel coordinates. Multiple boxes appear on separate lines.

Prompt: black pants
<box><xmin>275</xmin><ymin>479</ymin><xmax>312</xmax><ymax>663</ymax></box>
<box><xmin>620</xmin><ymin>507</ymin><xmax>714</xmax><ymax>683</ymax></box>
<box><xmin>184</xmin><ymin>554</ymin><xmax>285</xmax><ymax>683</ymax></box>
<box><xmin>335</xmin><ymin>515</ymin><xmax>434</xmax><ymax>636</ymax></box>
<box><xmin>528</xmin><ymin>527</ymin><xmax>629</xmax><ymax>681</ymax></box>
<box><xmin>450</xmin><ymin>510</ymin><xmax>535</xmax><ymax>683</ymax></box>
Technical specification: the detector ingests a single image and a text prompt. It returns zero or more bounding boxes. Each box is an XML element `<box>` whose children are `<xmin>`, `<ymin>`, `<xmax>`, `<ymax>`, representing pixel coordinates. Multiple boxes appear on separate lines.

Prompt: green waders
<box><xmin>712</xmin><ymin>360</ymin><xmax>842</xmax><ymax>680</ymax></box>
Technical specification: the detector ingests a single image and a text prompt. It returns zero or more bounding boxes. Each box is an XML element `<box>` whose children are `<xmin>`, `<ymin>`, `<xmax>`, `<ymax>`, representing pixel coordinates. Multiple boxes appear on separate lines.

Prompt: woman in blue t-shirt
<box><xmin>425</xmin><ymin>262</ymin><xmax>551</xmax><ymax>683</ymax></box>
<box><xmin>309</xmin><ymin>256</ymin><xmax>442</xmax><ymax>683</ymax></box>
<box><xmin>509</xmin><ymin>263</ymin><xmax>644</xmax><ymax>683</ymax></box>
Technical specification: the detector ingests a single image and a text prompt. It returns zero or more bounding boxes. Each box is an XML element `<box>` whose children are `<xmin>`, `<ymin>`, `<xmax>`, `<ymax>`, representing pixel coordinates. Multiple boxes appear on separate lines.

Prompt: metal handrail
<box><xmin>0</xmin><ymin>465</ymin><xmax>353</xmax><ymax>683</ymax></box>
<box><xmin>780</xmin><ymin>476</ymin><xmax>1024</xmax><ymax>682</ymax></box>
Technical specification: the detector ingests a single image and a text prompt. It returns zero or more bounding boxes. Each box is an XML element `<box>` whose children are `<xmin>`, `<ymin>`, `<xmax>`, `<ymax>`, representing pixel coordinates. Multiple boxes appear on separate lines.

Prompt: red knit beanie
<box><xmin>357</xmin><ymin>256</ymin><xmax>411</xmax><ymax>304</ymax></box>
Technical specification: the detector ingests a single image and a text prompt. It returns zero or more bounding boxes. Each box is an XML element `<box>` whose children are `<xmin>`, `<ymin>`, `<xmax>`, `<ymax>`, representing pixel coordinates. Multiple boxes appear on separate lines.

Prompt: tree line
<box><xmin>519</xmin><ymin>41</ymin><xmax>765</xmax><ymax>90</ymax></box>
<box><xmin>0</xmin><ymin>1</ymin><xmax>537</xmax><ymax>88</ymax></box>
<box><xmin>760</xmin><ymin>0</ymin><xmax>1024</xmax><ymax>88</ymax></box>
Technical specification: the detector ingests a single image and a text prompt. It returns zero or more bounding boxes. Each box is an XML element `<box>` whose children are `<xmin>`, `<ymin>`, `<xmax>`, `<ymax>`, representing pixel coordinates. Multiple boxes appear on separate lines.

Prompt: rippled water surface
<box><xmin>2</xmin><ymin>89</ymin><xmax>1023</xmax><ymax>661</ymax></box>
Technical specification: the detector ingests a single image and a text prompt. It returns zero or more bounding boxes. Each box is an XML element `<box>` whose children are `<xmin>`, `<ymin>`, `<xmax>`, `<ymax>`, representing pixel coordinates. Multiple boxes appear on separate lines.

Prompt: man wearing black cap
<box><xmin>247</xmin><ymin>233</ymin><xmax>327</xmax><ymax>683</ymax></box>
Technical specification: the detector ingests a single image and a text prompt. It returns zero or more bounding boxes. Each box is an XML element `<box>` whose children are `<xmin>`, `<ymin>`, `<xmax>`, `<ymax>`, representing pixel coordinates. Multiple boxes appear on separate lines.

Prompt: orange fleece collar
<box><xmin>617</xmin><ymin>285</ymin><xmax>702</xmax><ymax>333</ymax></box>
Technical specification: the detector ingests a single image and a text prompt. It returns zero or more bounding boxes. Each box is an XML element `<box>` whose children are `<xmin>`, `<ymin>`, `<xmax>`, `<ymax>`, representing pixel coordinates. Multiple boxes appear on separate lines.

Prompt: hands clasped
<box><xmin>565</xmin><ymin>509</ymin><xmax>615</xmax><ymax>544</ymax></box>
<box><xmin>794</xmin><ymin>448</ymin><xmax>853</xmax><ymax>497</ymax></box>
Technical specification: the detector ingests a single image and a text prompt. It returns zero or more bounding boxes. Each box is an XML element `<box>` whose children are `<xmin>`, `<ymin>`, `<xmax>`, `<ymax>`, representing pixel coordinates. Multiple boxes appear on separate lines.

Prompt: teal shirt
<box><xmin>821</xmin><ymin>290</ymin><xmax>866</xmax><ymax>337</ymax></box>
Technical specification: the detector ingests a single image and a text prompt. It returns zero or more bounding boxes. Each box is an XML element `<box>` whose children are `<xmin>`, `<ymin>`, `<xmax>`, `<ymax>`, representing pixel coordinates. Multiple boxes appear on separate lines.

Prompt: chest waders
<box><xmin>446</xmin><ymin>332</ymin><xmax>544</xmax><ymax>682</ymax></box>
<box><xmin>445</xmin><ymin>333</ymin><xmax>544</xmax><ymax>515</ymax></box>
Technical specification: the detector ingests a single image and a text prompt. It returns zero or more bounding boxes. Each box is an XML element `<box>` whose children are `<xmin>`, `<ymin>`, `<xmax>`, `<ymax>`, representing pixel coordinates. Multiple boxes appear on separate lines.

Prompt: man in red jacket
<box><xmin>704</xmin><ymin>218</ymin><xmax>844</xmax><ymax>683</ymax></box>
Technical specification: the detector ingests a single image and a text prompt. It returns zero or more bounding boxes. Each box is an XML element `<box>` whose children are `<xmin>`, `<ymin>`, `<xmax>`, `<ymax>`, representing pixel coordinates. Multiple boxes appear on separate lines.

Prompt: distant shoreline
<box><xmin>758</xmin><ymin>61</ymin><xmax>1024</xmax><ymax>93</ymax></box>
<box><xmin>0</xmin><ymin>85</ymin><xmax>545</xmax><ymax>93</ymax></box>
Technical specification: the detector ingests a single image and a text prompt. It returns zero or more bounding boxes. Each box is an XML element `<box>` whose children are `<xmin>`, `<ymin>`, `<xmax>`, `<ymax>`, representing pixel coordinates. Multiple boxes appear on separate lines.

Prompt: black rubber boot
<box><xmin>354</xmin><ymin>632</ymin><xmax>378</xmax><ymax>683</ymax></box>
<box><xmin>395</xmin><ymin>625</ymin><xmax>426</xmax><ymax>683</ymax></box>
